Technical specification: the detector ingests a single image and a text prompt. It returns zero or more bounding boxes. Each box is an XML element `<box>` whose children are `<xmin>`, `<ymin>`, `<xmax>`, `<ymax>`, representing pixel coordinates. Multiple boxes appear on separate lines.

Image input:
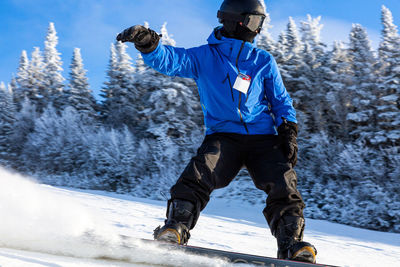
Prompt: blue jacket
<box><xmin>142</xmin><ymin>28</ymin><xmax>297</xmax><ymax>135</ymax></box>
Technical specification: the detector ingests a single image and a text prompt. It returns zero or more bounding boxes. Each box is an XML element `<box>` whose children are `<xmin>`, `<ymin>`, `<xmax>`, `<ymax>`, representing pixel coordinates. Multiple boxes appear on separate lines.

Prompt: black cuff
<box><xmin>135</xmin><ymin>29</ymin><xmax>160</xmax><ymax>54</ymax></box>
<box><xmin>278</xmin><ymin>119</ymin><xmax>298</xmax><ymax>137</ymax></box>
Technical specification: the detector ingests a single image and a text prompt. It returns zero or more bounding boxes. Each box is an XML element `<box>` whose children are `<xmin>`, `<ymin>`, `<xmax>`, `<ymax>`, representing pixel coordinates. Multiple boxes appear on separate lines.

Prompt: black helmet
<box><xmin>218</xmin><ymin>0</ymin><xmax>266</xmax><ymax>33</ymax></box>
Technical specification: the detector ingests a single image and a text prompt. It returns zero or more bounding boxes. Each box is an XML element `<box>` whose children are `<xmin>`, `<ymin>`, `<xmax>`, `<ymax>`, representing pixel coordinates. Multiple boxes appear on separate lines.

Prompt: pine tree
<box><xmin>256</xmin><ymin>1</ymin><xmax>276</xmax><ymax>55</ymax></box>
<box><xmin>101</xmin><ymin>43</ymin><xmax>118</xmax><ymax>115</ymax></box>
<box><xmin>299</xmin><ymin>15</ymin><xmax>329</xmax><ymax>133</ymax></box>
<box><xmin>324</xmin><ymin>42</ymin><xmax>353</xmax><ymax>139</ymax></box>
<box><xmin>43</xmin><ymin>22</ymin><xmax>65</xmax><ymax>111</ymax></box>
<box><xmin>278</xmin><ymin>17</ymin><xmax>314</xmax><ymax>136</ymax></box>
<box><xmin>377</xmin><ymin>6</ymin><xmax>400</xmax><ymax>145</ymax></box>
<box><xmin>67</xmin><ymin>48</ymin><xmax>98</xmax><ymax>121</ymax></box>
<box><xmin>294</xmin><ymin>42</ymin><xmax>316</xmax><ymax>135</ymax></box>
<box><xmin>280</xmin><ymin>17</ymin><xmax>305</xmax><ymax>100</ymax></box>
<box><xmin>285</xmin><ymin>17</ymin><xmax>303</xmax><ymax>61</ymax></box>
<box><xmin>135</xmin><ymin>53</ymin><xmax>148</xmax><ymax>73</ymax></box>
<box><xmin>115</xmin><ymin>40</ymin><xmax>139</xmax><ymax>129</ymax></box>
<box><xmin>86</xmin><ymin>126</ymin><xmax>138</xmax><ymax>192</ymax></box>
<box><xmin>101</xmin><ymin>41</ymin><xmax>139</xmax><ymax>130</ymax></box>
<box><xmin>379</xmin><ymin>6</ymin><xmax>400</xmax><ymax>75</ymax></box>
<box><xmin>0</xmin><ymin>82</ymin><xmax>17</xmax><ymax>163</ymax></box>
<box><xmin>9</xmin><ymin>98</ymin><xmax>37</xmax><ymax>170</ymax></box>
<box><xmin>160</xmin><ymin>23</ymin><xmax>176</xmax><ymax>46</ymax></box>
<box><xmin>14</xmin><ymin>50</ymin><xmax>30</xmax><ymax>107</ymax></box>
<box><xmin>9</xmin><ymin>77</ymin><xmax>17</xmax><ymax>101</ymax></box>
<box><xmin>22</xmin><ymin>106</ymin><xmax>92</xmax><ymax>175</ymax></box>
<box><xmin>274</xmin><ymin>31</ymin><xmax>289</xmax><ymax>66</ymax></box>
<box><xmin>24</xmin><ymin>47</ymin><xmax>45</xmax><ymax>109</ymax></box>
<box><xmin>346</xmin><ymin>24</ymin><xmax>379</xmax><ymax>143</ymax></box>
<box><xmin>300</xmin><ymin>15</ymin><xmax>325</xmax><ymax>59</ymax></box>
<box><xmin>132</xmin><ymin>22</ymin><xmax>157</xmax><ymax>115</ymax></box>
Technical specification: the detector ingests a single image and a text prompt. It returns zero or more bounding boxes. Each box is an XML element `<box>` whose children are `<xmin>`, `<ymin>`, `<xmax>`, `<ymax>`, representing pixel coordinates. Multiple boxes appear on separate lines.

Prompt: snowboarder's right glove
<box><xmin>116</xmin><ymin>25</ymin><xmax>160</xmax><ymax>54</ymax></box>
<box><xmin>277</xmin><ymin>118</ymin><xmax>298</xmax><ymax>167</ymax></box>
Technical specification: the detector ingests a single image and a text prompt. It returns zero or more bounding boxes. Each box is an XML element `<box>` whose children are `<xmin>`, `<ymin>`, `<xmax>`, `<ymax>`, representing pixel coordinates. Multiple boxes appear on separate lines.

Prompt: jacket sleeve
<box><xmin>264</xmin><ymin>57</ymin><xmax>297</xmax><ymax>127</ymax></box>
<box><xmin>141</xmin><ymin>42</ymin><xmax>200</xmax><ymax>80</ymax></box>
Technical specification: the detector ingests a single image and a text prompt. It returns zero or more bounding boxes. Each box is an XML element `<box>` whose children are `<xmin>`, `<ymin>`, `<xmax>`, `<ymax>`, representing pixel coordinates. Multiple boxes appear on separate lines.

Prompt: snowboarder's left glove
<box><xmin>116</xmin><ymin>25</ymin><xmax>160</xmax><ymax>54</ymax></box>
<box><xmin>277</xmin><ymin>118</ymin><xmax>298</xmax><ymax>167</ymax></box>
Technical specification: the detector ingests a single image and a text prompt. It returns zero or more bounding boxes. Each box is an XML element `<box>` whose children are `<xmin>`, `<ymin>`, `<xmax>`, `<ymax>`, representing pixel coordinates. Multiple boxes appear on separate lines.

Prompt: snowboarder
<box><xmin>117</xmin><ymin>0</ymin><xmax>317</xmax><ymax>263</ymax></box>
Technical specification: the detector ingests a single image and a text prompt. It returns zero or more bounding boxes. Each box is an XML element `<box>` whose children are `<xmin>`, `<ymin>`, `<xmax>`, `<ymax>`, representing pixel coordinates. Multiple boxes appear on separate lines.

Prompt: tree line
<box><xmin>0</xmin><ymin>6</ymin><xmax>399</xmax><ymax>232</ymax></box>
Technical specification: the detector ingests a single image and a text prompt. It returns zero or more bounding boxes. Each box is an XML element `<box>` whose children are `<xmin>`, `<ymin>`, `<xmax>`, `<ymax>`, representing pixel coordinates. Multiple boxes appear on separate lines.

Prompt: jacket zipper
<box><xmin>223</xmin><ymin>73</ymin><xmax>234</xmax><ymax>101</ymax></box>
<box><xmin>235</xmin><ymin>41</ymin><xmax>249</xmax><ymax>134</ymax></box>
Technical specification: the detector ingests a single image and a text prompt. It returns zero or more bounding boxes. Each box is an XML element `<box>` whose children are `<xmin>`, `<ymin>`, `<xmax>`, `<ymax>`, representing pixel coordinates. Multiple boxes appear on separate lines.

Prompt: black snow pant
<box><xmin>169</xmin><ymin>133</ymin><xmax>305</xmax><ymax>234</ymax></box>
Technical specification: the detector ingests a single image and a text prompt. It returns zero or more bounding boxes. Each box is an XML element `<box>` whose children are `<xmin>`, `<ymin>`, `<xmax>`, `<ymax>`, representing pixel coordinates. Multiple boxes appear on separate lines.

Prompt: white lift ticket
<box><xmin>233</xmin><ymin>73</ymin><xmax>251</xmax><ymax>94</ymax></box>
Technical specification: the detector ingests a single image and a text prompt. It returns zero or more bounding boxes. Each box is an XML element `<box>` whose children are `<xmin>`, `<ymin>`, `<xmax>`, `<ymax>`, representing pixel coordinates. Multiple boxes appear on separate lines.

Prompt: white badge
<box><xmin>233</xmin><ymin>73</ymin><xmax>251</xmax><ymax>94</ymax></box>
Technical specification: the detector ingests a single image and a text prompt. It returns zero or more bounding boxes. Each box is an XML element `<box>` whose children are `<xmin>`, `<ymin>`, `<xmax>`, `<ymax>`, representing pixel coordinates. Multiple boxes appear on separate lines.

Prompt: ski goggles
<box><xmin>218</xmin><ymin>11</ymin><xmax>266</xmax><ymax>32</ymax></box>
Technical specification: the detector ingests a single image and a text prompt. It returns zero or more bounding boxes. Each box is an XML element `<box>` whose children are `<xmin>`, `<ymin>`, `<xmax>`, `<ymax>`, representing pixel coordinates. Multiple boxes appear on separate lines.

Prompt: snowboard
<box><xmin>121</xmin><ymin>236</ymin><xmax>337</xmax><ymax>267</ymax></box>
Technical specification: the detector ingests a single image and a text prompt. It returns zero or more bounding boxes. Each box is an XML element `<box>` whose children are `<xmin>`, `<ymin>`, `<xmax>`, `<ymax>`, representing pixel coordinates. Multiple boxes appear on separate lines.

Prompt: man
<box><xmin>117</xmin><ymin>0</ymin><xmax>317</xmax><ymax>263</ymax></box>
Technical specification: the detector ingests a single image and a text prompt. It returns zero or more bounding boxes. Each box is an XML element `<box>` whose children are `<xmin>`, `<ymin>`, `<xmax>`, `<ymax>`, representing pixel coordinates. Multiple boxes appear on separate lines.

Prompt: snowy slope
<box><xmin>0</xmin><ymin>168</ymin><xmax>399</xmax><ymax>267</ymax></box>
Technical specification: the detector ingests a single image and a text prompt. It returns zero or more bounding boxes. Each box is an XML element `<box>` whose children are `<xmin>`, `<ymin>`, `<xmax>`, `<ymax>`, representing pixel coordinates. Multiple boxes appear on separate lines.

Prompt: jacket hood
<box><xmin>207</xmin><ymin>27</ymin><xmax>256</xmax><ymax>62</ymax></box>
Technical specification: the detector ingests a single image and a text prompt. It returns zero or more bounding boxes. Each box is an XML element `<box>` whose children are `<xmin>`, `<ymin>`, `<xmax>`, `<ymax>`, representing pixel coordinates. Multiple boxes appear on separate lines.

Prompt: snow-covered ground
<box><xmin>0</xmin><ymin>168</ymin><xmax>399</xmax><ymax>267</ymax></box>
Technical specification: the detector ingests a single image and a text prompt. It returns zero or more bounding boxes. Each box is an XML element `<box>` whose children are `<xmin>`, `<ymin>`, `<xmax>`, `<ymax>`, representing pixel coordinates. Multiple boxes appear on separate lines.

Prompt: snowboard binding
<box><xmin>153</xmin><ymin>222</ymin><xmax>190</xmax><ymax>245</ymax></box>
<box><xmin>274</xmin><ymin>216</ymin><xmax>317</xmax><ymax>263</ymax></box>
<box><xmin>153</xmin><ymin>199</ymin><xmax>195</xmax><ymax>245</ymax></box>
<box><xmin>287</xmin><ymin>241</ymin><xmax>317</xmax><ymax>263</ymax></box>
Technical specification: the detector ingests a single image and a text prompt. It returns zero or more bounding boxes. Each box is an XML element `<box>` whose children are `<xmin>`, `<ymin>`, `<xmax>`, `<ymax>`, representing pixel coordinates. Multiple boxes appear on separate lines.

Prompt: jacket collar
<box><xmin>207</xmin><ymin>27</ymin><xmax>256</xmax><ymax>62</ymax></box>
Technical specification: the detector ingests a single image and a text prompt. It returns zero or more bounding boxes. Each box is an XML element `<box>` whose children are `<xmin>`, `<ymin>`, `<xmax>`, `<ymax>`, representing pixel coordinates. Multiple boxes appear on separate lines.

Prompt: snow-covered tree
<box><xmin>43</xmin><ymin>22</ymin><xmax>65</xmax><ymax>111</ymax></box>
<box><xmin>285</xmin><ymin>17</ymin><xmax>303</xmax><ymax>61</ymax></box>
<box><xmin>160</xmin><ymin>23</ymin><xmax>176</xmax><ymax>46</ymax></box>
<box><xmin>101</xmin><ymin>41</ymin><xmax>139</xmax><ymax>130</ymax></box>
<box><xmin>280</xmin><ymin>17</ymin><xmax>305</xmax><ymax>99</ymax></box>
<box><xmin>257</xmin><ymin>1</ymin><xmax>276</xmax><ymax>55</ymax></box>
<box><xmin>375</xmin><ymin>93</ymin><xmax>400</xmax><ymax>146</ymax></box>
<box><xmin>299</xmin><ymin>15</ymin><xmax>331</xmax><ymax>133</ymax></box>
<box><xmin>274</xmin><ymin>31</ymin><xmax>289</xmax><ymax>66</ymax></box>
<box><xmin>101</xmin><ymin>43</ymin><xmax>118</xmax><ymax>111</ymax></box>
<box><xmin>8</xmin><ymin>77</ymin><xmax>17</xmax><ymax>97</ymax></box>
<box><xmin>276</xmin><ymin>18</ymin><xmax>320</xmax><ymax>136</ymax></box>
<box><xmin>0</xmin><ymin>82</ymin><xmax>16</xmax><ymax>163</ymax></box>
<box><xmin>346</xmin><ymin>24</ymin><xmax>379</xmax><ymax>143</ymax></box>
<box><xmin>376</xmin><ymin>6</ymin><xmax>400</xmax><ymax>145</ymax></box>
<box><xmin>23</xmin><ymin>47</ymin><xmax>46</xmax><ymax>109</ymax></box>
<box><xmin>22</xmin><ymin>106</ymin><xmax>91</xmax><ymax>175</ymax></box>
<box><xmin>9</xmin><ymin>98</ymin><xmax>37</xmax><ymax>170</ymax></box>
<box><xmin>114</xmin><ymin>40</ymin><xmax>138</xmax><ymax>117</ymax></box>
<box><xmin>86</xmin><ymin>126</ymin><xmax>138</xmax><ymax>192</ymax></box>
<box><xmin>14</xmin><ymin>50</ymin><xmax>30</xmax><ymax>107</ymax></box>
<box><xmin>300</xmin><ymin>15</ymin><xmax>325</xmax><ymax>60</ymax></box>
<box><xmin>132</xmin><ymin>22</ymin><xmax>157</xmax><ymax>107</ymax></box>
<box><xmin>324</xmin><ymin>42</ymin><xmax>353</xmax><ymax>139</ymax></box>
<box><xmin>67</xmin><ymin>48</ymin><xmax>97</xmax><ymax>121</ymax></box>
<box><xmin>379</xmin><ymin>6</ymin><xmax>400</xmax><ymax>74</ymax></box>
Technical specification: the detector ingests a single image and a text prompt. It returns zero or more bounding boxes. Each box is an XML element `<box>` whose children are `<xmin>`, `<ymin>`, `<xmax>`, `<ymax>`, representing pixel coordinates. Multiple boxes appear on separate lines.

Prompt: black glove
<box><xmin>277</xmin><ymin>118</ymin><xmax>298</xmax><ymax>167</ymax></box>
<box><xmin>116</xmin><ymin>25</ymin><xmax>160</xmax><ymax>54</ymax></box>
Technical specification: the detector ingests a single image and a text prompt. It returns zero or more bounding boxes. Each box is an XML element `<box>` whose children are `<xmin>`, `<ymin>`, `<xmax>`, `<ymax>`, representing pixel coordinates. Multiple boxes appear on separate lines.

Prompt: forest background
<box><xmin>0</xmin><ymin>2</ymin><xmax>399</xmax><ymax>233</ymax></box>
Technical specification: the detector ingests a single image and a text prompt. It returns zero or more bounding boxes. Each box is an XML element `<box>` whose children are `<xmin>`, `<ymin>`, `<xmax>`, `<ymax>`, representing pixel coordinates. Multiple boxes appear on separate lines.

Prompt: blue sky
<box><xmin>0</xmin><ymin>0</ymin><xmax>399</xmax><ymax>100</ymax></box>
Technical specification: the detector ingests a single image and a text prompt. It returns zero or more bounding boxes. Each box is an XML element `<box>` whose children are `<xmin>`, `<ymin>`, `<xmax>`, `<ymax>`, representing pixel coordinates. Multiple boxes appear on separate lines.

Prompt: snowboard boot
<box><xmin>153</xmin><ymin>199</ymin><xmax>195</xmax><ymax>245</ymax></box>
<box><xmin>274</xmin><ymin>216</ymin><xmax>317</xmax><ymax>263</ymax></box>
